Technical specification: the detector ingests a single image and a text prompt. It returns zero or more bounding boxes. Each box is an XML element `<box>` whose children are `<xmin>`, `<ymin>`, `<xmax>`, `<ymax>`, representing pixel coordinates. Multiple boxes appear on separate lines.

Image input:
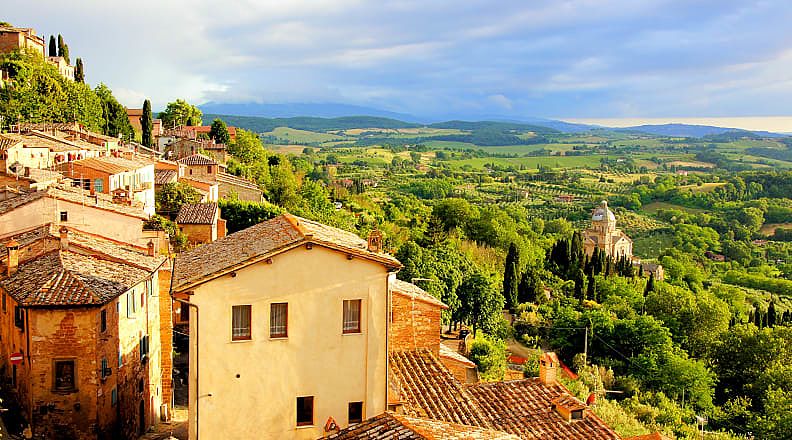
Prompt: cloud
<box><xmin>4</xmin><ymin>0</ymin><xmax>792</xmax><ymax>118</ymax></box>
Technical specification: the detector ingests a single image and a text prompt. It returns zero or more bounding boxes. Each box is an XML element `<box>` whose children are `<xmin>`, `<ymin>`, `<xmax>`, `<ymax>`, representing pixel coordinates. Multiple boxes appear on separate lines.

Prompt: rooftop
<box><xmin>327</xmin><ymin>412</ymin><xmax>519</xmax><ymax>440</ymax></box>
<box><xmin>155</xmin><ymin>169</ymin><xmax>178</xmax><ymax>185</ymax></box>
<box><xmin>178</xmin><ymin>153</ymin><xmax>216</xmax><ymax>166</ymax></box>
<box><xmin>0</xmin><ymin>184</ymin><xmax>149</xmax><ymax>219</ymax></box>
<box><xmin>172</xmin><ymin>213</ymin><xmax>401</xmax><ymax>291</ymax></box>
<box><xmin>391</xmin><ymin>278</ymin><xmax>448</xmax><ymax>309</ymax></box>
<box><xmin>216</xmin><ymin>172</ymin><xmax>261</xmax><ymax>190</ymax></box>
<box><xmin>64</xmin><ymin>156</ymin><xmax>151</xmax><ymax>175</ymax></box>
<box><xmin>176</xmin><ymin>202</ymin><xmax>218</xmax><ymax>225</ymax></box>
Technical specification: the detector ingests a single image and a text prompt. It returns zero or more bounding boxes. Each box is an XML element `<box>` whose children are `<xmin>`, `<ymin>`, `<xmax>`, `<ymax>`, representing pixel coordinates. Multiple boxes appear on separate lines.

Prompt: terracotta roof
<box><xmin>178</xmin><ymin>153</ymin><xmax>216</xmax><ymax>166</ymax></box>
<box><xmin>176</xmin><ymin>203</ymin><xmax>218</xmax><ymax>225</ymax></box>
<box><xmin>63</xmin><ymin>156</ymin><xmax>149</xmax><ymax>175</ymax></box>
<box><xmin>391</xmin><ymin>278</ymin><xmax>448</xmax><ymax>309</ymax></box>
<box><xmin>0</xmin><ymin>185</ymin><xmax>149</xmax><ymax>219</ymax></box>
<box><xmin>172</xmin><ymin>214</ymin><xmax>401</xmax><ymax>291</ymax></box>
<box><xmin>0</xmin><ymin>135</ymin><xmax>22</xmax><ymax>151</ymax></box>
<box><xmin>468</xmin><ymin>380</ymin><xmax>620</xmax><ymax>440</ymax></box>
<box><xmin>127</xmin><ymin>108</ymin><xmax>143</xmax><ymax>117</ymax></box>
<box><xmin>1</xmin><ymin>251</ymin><xmax>148</xmax><ymax>306</ymax></box>
<box><xmin>216</xmin><ymin>172</ymin><xmax>261</xmax><ymax>190</ymax></box>
<box><xmin>389</xmin><ymin>349</ymin><xmax>491</xmax><ymax>428</ymax></box>
<box><xmin>625</xmin><ymin>433</ymin><xmax>672</xmax><ymax>440</ymax></box>
<box><xmin>155</xmin><ymin>169</ymin><xmax>178</xmax><ymax>185</ymax></box>
<box><xmin>439</xmin><ymin>344</ymin><xmax>476</xmax><ymax>368</ymax></box>
<box><xmin>328</xmin><ymin>412</ymin><xmax>519</xmax><ymax>440</ymax></box>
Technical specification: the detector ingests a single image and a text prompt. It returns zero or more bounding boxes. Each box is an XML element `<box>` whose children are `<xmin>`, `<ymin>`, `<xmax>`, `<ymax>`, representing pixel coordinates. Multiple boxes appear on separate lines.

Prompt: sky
<box><xmin>5</xmin><ymin>0</ymin><xmax>792</xmax><ymax>128</ymax></box>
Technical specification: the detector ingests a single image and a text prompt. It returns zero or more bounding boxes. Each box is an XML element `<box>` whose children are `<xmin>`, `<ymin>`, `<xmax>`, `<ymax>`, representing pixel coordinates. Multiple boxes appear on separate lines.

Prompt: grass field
<box><xmin>678</xmin><ymin>182</ymin><xmax>727</xmax><ymax>193</ymax></box>
<box><xmin>632</xmin><ymin>231</ymin><xmax>674</xmax><ymax>259</ymax></box>
<box><xmin>265</xmin><ymin>127</ymin><xmax>348</xmax><ymax>143</ymax></box>
<box><xmin>761</xmin><ymin>223</ymin><xmax>792</xmax><ymax>235</ymax></box>
<box><xmin>643</xmin><ymin>201</ymin><xmax>707</xmax><ymax>214</ymax></box>
<box><xmin>445</xmin><ymin>155</ymin><xmax>610</xmax><ymax>170</ymax></box>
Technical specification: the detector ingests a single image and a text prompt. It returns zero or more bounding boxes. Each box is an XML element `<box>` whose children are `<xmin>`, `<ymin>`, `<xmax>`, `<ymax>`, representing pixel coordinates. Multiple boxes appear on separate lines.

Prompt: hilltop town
<box><xmin>0</xmin><ymin>21</ymin><xmax>791</xmax><ymax>440</ymax></box>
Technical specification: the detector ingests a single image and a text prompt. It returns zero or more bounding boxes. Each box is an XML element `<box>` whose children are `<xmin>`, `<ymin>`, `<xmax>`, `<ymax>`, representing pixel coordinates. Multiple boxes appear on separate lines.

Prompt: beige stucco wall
<box><xmin>186</xmin><ymin>245</ymin><xmax>391</xmax><ymax>440</ymax></box>
<box><xmin>0</xmin><ymin>197</ymin><xmax>146</xmax><ymax>245</ymax></box>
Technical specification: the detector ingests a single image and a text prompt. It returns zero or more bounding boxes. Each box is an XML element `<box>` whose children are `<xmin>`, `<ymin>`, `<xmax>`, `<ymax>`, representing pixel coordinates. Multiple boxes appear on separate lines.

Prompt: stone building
<box><xmin>175</xmin><ymin>202</ymin><xmax>225</xmax><ymax>245</ymax></box>
<box><xmin>583</xmin><ymin>200</ymin><xmax>633</xmax><ymax>259</ymax></box>
<box><xmin>0</xmin><ymin>26</ymin><xmax>45</xmax><ymax>56</ymax></box>
<box><xmin>0</xmin><ymin>225</ymin><xmax>167</xmax><ymax>439</ymax></box>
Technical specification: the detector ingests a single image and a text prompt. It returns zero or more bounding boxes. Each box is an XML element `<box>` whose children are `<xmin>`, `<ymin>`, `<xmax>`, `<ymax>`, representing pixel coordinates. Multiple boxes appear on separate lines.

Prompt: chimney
<box><xmin>147</xmin><ymin>240</ymin><xmax>156</xmax><ymax>257</ymax></box>
<box><xmin>59</xmin><ymin>226</ymin><xmax>69</xmax><ymax>250</ymax></box>
<box><xmin>6</xmin><ymin>240</ymin><xmax>20</xmax><ymax>276</ymax></box>
<box><xmin>367</xmin><ymin>230</ymin><xmax>383</xmax><ymax>253</ymax></box>
<box><xmin>539</xmin><ymin>352</ymin><xmax>558</xmax><ymax>385</ymax></box>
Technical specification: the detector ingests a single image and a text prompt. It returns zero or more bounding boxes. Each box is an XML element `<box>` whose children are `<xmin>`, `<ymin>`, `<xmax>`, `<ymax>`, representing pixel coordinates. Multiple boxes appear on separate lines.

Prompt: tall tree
<box><xmin>56</xmin><ymin>34</ymin><xmax>70</xmax><ymax>64</ymax></box>
<box><xmin>767</xmin><ymin>301</ymin><xmax>777</xmax><ymax>327</ymax></box>
<box><xmin>457</xmin><ymin>271</ymin><xmax>504</xmax><ymax>335</ymax></box>
<box><xmin>141</xmin><ymin>99</ymin><xmax>153</xmax><ymax>147</ymax></box>
<box><xmin>158</xmin><ymin>99</ymin><xmax>202</xmax><ymax>127</ymax></box>
<box><xmin>503</xmin><ymin>243</ymin><xmax>521</xmax><ymax>310</ymax></box>
<box><xmin>48</xmin><ymin>35</ymin><xmax>56</xmax><ymax>57</ymax></box>
<box><xmin>74</xmin><ymin>58</ymin><xmax>84</xmax><ymax>83</ymax></box>
<box><xmin>94</xmin><ymin>83</ymin><xmax>134</xmax><ymax>140</ymax></box>
<box><xmin>209</xmin><ymin>118</ymin><xmax>231</xmax><ymax>144</ymax></box>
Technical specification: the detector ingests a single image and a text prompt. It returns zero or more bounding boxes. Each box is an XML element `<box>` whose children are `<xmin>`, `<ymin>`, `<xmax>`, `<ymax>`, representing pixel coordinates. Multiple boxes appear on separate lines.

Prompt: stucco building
<box><xmin>583</xmin><ymin>200</ymin><xmax>633</xmax><ymax>259</ymax></box>
<box><xmin>0</xmin><ymin>225</ymin><xmax>167</xmax><ymax>439</ymax></box>
<box><xmin>0</xmin><ymin>26</ymin><xmax>45</xmax><ymax>56</ymax></box>
<box><xmin>171</xmin><ymin>214</ymin><xmax>401</xmax><ymax>439</ymax></box>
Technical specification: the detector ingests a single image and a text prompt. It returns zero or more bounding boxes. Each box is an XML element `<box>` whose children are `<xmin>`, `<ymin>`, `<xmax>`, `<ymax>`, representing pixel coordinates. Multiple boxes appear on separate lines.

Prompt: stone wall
<box><xmin>389</xmin><ymin>292</ymin><xmax>442</xmax><ymax>356</ymax></box>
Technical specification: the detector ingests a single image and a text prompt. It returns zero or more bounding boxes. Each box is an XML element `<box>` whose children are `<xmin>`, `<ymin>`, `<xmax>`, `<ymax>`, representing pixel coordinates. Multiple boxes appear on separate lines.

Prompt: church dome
<box><xmin>592</xmin><ymin>200</ymin><xmax>616</xmax><ymax>222</ymax></box>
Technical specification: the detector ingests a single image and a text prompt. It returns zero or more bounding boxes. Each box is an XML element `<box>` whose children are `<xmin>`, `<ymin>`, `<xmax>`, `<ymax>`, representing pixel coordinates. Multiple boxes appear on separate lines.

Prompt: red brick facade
<box><xmin>389</xmin><ymin>290</ymin><xmax>443</xmax><ymax>356</ymax></box>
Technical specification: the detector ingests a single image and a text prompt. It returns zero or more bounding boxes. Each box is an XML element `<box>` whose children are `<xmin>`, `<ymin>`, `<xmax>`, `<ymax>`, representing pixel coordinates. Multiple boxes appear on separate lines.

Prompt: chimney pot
<box><xmin>6</xmin><ymin>240</ymin><xmax>20</xmax><ymax>276</ymax></box>
<box><xmin>59</xmin><ymin>226</ymin><xmax>69</xmax><ymax>250</ymax></box>
<box><xmin>539</xmin><ymin>352</ymin><xmax>558</xmax><ymax>386</ymax></box>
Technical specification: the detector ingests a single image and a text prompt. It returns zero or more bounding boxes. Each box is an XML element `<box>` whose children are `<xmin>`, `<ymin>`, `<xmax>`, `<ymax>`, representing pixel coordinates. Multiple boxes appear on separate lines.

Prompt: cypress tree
<box><xmin>587</xmin><ymin>273</ymin><xmax>596</xmax><ymax>302</ymax></box>
<box><xmin>141</xmin><ymin>99</ymin><xmax>153</xmax><ymax>148</ymax></box>
<box><xmin>49</xmin><ymin>35</ymin><xmax>56</xmax><ymax>57</ymax></box>
<box><xmin>57</xmin><ymin>34</ymin><xmax>65</xmax><ymax>57</ymax></box>
<box><xmin>754</xmin><ymin>308</ymin><xmax>762</xmax><ymax>328</ymax></box>
<box><xmin>503</xmin><ymin>243</ymin><xmax>521</xmax><ymax>310</ymax></box>
<box><xmin>74</xmin><ymin>58</ymin><xmax>84</xmax><ymax>83</ymax></box>
<box><xmin>767</xmin><ymin>302</ymin><xmax>777</xmax><ymax>327</ymax></box>
<box><xmin>644</xmin><ymin>272</ymin><xmax>655</xmax><ymax>295</ymax></box>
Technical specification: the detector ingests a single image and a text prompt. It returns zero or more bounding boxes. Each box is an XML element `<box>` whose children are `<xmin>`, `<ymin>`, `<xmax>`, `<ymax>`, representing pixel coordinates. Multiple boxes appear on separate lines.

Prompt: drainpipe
<box><xmin>172</xmin><ymin>297</ymin><xmax>199</xmax><ymax>439</ymax></box>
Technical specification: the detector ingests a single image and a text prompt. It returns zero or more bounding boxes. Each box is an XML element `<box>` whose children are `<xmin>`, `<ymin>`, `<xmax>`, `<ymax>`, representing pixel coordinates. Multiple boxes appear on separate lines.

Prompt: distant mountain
<box><xmin>202</xmin><ymin>114</ymin><xmax>419</xmax><ymax>132</ymax></box>
<box><xmin>619</xmin><ymin>123</ymin><xmax>785</xmax><ymax>138</ymax></box>
<box><xmin>199</xmin><ymin>102</ymin><xmax>421</xmax><ymax>123</ymax></box>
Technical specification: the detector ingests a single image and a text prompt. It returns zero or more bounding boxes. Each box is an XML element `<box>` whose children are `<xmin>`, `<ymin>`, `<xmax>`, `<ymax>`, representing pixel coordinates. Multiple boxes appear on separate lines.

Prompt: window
<box><xmin>270</xmin><ymin>303</ymin><xmax>288</xmax><ymax>338</ymax></box>
<box><xmin>101</xmin><ymin>358</ymin><xmax>109</xmax><ymax>379</ymax></box>
<box><xmin>2</xmin><ymin>293</ymin><xmax>6</xmax><ymax>312</ymax></box>
<box><xmin>179</xmin><ymin>304</ymin><xmax>190</xmax><ymax>322</ymax></box>
<box><xmin>139</xmin><ymin>335</ymin><xmax>149</xmax><ymax>361</ymax></box>
<box><xmin>14</xmin><ymin>306</ymin><xmax>23</xmax><ymax>329</ymax></box>
<box><xmin>54</xmin><ymin>360</ymin><xmax>76</xmax><ymax>392</ymax></box>
<box><xmin>207</xmin><ymin>165</ymin><xmax>212</xmax><ymax>174</ymax></box>
<box><xmin>231</xmin><ymin>305</ymin><xmax>252</xmax><ymax>341</ymax></box>
<box><xmin>100</xmin><ymin>310</ymin><xmax>107</xmax><ymax>333</ymax></box>
<box><xmin>296</xmin><ymin>396</ymin><xmax>314</xmax><ymax>427</ymax></box>
<box><xmin>111</xmin><ymin>387</ymin><xmax>118</xmax><ymax>406</ymax></box>
<box><xmin>343</xmin><ymin>300</ymin><xmax>362</xmax><ymax>334</ymax></box>
<box><xmin>127</xmin><ymin>292</ymin><xmax>136</xmax><ymax>317</ymax></box>
<box><xmin>94</xmin><ymin>178</ymin><xmax>103</xmax><ymax>193</ymax></box>
<box><xmin>59</xmin><ymin>211</ymin><xmax>68</xmax><ymax>222</ymax></box>
<box><xmin>140</xmin><ymin>291</ymin><xmax>145</xmax><ymax>309</ymax></box>
<box><xmin>118</xmin><ymin>352</ymin><xmax>123</xmax><ymax>368</ymax></box>
<box><xmin>348</xmin><ymin>402</ymin><xmax>363</xmax><ymax>424</ymax></box>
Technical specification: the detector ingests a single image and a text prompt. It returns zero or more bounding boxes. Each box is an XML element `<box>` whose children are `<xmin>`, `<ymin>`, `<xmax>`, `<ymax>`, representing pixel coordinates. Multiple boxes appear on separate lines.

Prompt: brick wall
<box><xmin>389</xmin><ymin>292</ymin><xmax>442</xmax><ymax>356</ymax></box>
<box><xmin>158</xmin><ymin>268</ymin><xmax>173</xmax><ymax>412</ymax></box>
<box><xmin>218</xmin><ymin>181</ymin><xmax>262</xmax><ymax>202</ymax></box>
<box><xmin>180</xmin><ymin>223</ymin><xmax>214</xmax><ymax>245</ymax></box>
<box><xmin>439</xmin><ymin>355</ymin><xmax>478</xmax><ymax>384</ymax></box>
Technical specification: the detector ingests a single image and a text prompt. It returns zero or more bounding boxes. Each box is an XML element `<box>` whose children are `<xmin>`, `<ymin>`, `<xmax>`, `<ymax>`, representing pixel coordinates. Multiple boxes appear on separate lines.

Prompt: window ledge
<box><xmin>269</xmin><ymin>337</ymin><xmax>288</xmax><ymax>341</ymax></box>
<box><xmin>342</xmin><ymin>332</ymin><xmax>363</xmax><ymax>336</ymax></box>
<box><xmin>296</xmin><ymin>425</ymin><xmax>315</xmax><ymax>429</ymax></box>
<box><xmin>230</xmin><ymin>339</ymin><xmax>253</xmax><ymax>343</ymax></box>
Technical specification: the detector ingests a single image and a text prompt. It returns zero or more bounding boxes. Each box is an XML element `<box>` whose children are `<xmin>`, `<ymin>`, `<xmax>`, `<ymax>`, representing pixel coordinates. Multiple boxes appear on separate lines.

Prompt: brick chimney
<box><xmin>59</xmin><ymin>226</ymin><xmax>69</xmax><ymax>250</ymax></box>
<box><xmin>147</xmin><ymin>240</ymin><xmax>155</xmax><ymax>257</ymax></box>
<box><xmin>6</xmin><ymin>240</ymin><xmax>19</xmax><ymax>276</ymax></box>
<box><xmin>539</xmin><ymin>352</ymin><xmax>559</xmax><ymax>385</ymax></box>
<box><xmin>367</xmin><ymin>230</ymin><xmax>383</xmax><ymax>253</ymax></box>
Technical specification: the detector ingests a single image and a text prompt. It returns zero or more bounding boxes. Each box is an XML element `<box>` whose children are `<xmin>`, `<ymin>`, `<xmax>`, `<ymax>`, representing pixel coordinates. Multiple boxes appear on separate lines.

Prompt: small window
<box><xmin>60</xmin><ymin>211</ymin><xmax>68</xmax><ymax>222</ymax></box>
<box><xmin>348</xmin><ymin>401</ymin><xmax>363</xmax><ymax>424</ymax></box>
<box><xmin>296</xmin><ymin>396</ymin><xmax>314</xmax><ymax>427</ymax></box>
<box><xmin>54</xmin><ymin>360</ymin><xmax>76</xmax><ymax>392</ymax></box>
<box><xmin>14</xmin><ymin>306</ymin><xmax>23</xmax><ymax>329</ymax></box>
<box><xmin>101</xmin><ymin>358</ymin><xmax>109</xmax><ymax>379</ymax></box>
<box><xmin>572</xmin><ymin>409</ymin><xmax>584</xmax><ymax>420</ymax></box>
<box><xmin>94</xmin><ymin>178</ymin><xmax>103</xmax><ymax>193</ymax></box>
<box><xmin>100</xmin><ymin>309</ymin><xmax>107</xmax><ymax>333</ymax></box>
<box><xmin>118</xmin><ymin>351</ymin><xmax>123</xmax><ymax>368</ymax></box>
<box><xmin>2</xmin><ymin>293</ymin><xmax>6</xmax><ymax>312</ymax></box>
<box><xmin>207</xmin><ymin>165</ymin><xmax>212</xmax><ymax>174</ymax></box>
<box><xmin>140</xmin><ymin>291</ymin><xmax>145</xmax><ymax>309</ymax></box>
<box><xmin>111</xmin><ymin>387</ymin><xmax>118</xmax><ymax>406</ymax></box>
<box><xmin>343</xmin><ymin>300</ymin><xmax>362</xmax><ymax>334</ymax></box>
<box><xmin>270</xmin><ymin>303</ymin><xmax>288</xmax><ymax>338</ymax></box>
<box><xmin>127</xmin><ymin>292</ymin><xmax>136</xmax><ymax>317</ymax></box>
<box><xmin>179</xmin><ymin>304</ymin><xmax>190</xmax><ymax>322</ymax></box>
<box><xmin>139</xmin><ymin>335</ymin><xmax>149</xmax><ymax>361</ymax></box>
<box><xmin>232</xmin><ymin>305</ymin><xmax>252</xmax><ymax>341</ymax></box>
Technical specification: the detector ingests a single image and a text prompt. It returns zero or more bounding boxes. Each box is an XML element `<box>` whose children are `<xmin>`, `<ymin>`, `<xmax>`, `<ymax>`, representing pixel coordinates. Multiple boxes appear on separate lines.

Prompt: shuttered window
<box><xmin>343</xmin><ymin>300</ymin><xmax>362</xmax><ymax>334</ymax></box>
<box><xmin>232</xmin><ymin>305</ymin><xmax>252</xmax><ymax>341</ymax></box>
<box><xmin>270</xmin><ymin>303</ymin><xmax>288</xmax><ymax>338</ymax></box>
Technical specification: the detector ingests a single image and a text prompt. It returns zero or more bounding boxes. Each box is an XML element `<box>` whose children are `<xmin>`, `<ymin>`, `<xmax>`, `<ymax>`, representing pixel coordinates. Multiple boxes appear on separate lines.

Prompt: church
<box><xmin>583</xmin><ymin>200</ymin><xmax>633</xmax><ymax>259</ymax></box>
